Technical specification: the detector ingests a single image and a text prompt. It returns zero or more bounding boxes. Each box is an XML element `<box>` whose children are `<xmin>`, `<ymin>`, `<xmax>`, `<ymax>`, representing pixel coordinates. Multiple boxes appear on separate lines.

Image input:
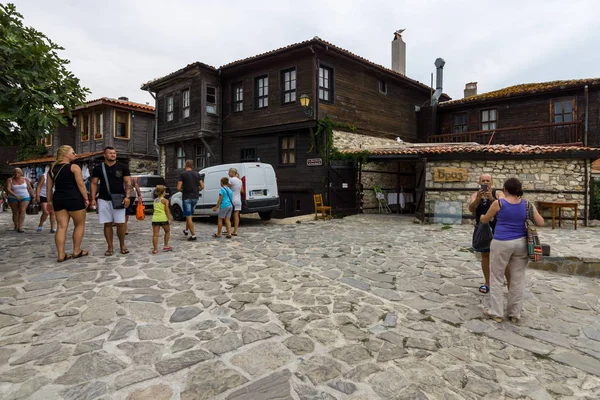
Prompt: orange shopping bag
<box><xmin>136</xmin><ymin>201</ymin><xmax>145</xmax><ymax>220</ymax></box>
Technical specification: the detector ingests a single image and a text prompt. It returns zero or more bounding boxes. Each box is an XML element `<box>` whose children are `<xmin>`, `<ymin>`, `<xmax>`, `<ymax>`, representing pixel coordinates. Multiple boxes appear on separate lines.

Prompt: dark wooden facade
<box><xmin>0</xmin><ymin>146</ymin><xmax>18</xmax><ymax>178</ymax></box>
<box><xmin>48</xmin><ymin>98</ymin><xmax>157</xmax><ymax>163</ymax></box>
<box><xmin>143</xmin><ymin>38</ymin><xmax>437</xmax><ymax>217</ymax></box>
<box><xmin>421</xmin><ymin>80</ymin><xmax>600</xmax><ymax>146</ymax></box>
<box><xmin>142</xmin><ymin>64</ymin><xmax>222</xmax><ymax>187</ymax></box>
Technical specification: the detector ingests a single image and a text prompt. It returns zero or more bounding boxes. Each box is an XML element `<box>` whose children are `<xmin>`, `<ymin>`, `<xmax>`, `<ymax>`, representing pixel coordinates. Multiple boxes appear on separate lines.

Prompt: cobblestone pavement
<box><xmin>0</xmin><ymin>212</ymin><xmax>599</xmax><ymax>400</ymax></box>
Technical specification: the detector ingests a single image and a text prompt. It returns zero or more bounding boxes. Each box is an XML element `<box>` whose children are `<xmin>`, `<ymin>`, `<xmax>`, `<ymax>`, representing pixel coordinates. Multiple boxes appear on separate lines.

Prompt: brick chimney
<box><xmin>464</xmin><ymin>82</ymin><xmax>478</xmax><ymax>98</ymax></box>
<box><xmin>391</xmin><ymin>30</ymin><xmax>406</xmax><ymax>75</ymax></box>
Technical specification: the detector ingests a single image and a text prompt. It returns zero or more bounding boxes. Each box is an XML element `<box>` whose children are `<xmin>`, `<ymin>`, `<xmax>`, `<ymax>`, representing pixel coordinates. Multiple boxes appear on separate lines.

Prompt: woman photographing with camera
<box><xmin>480</xmin><ymin>177</ymin><xmax>544</xmax><ymax>323</ymax></box>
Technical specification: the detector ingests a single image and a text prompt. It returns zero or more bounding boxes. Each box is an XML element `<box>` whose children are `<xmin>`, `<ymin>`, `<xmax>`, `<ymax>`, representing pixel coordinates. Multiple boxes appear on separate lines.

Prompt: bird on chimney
<box><xmin>394</xmin><ymin>29</ymin><xmax>405</xmax><ymax>39</ymax></box>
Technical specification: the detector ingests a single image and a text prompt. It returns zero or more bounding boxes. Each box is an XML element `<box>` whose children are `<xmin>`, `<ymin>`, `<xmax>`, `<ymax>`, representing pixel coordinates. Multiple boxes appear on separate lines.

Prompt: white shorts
<box><xmin>98</xmin><ymin>198</ymin><xmax>126</xmax><ymax>224</ymax></box>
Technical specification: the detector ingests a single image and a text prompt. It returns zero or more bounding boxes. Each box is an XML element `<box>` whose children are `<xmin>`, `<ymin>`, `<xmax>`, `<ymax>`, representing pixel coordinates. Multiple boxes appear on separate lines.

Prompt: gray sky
<box><xmin>12</xmin><ymin>0</ymin><xmax>600</xmax><ymax>105</ymax></box>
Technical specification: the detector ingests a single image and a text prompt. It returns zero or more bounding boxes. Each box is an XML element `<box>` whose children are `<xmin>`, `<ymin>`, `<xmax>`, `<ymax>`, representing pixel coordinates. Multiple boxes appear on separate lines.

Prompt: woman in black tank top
<box><xmin>47</xmin><ymin>145</ymin><xmax>90</xmax><ymax>262</ymax></box>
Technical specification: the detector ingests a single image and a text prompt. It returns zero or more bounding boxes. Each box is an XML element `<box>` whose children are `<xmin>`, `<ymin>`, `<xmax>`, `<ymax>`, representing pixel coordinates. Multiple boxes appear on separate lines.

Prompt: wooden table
<box><xmin>537</xmin><ymin>201</ymin><xmax>578</xmax><ymax>230</ymax></box>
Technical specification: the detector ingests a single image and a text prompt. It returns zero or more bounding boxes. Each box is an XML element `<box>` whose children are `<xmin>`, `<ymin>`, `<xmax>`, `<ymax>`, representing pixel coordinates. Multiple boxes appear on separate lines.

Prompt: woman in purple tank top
<box><xmin>480</xmin><ymin>178</ymin><xmax>544</xmax><ymax>323</ymax></box>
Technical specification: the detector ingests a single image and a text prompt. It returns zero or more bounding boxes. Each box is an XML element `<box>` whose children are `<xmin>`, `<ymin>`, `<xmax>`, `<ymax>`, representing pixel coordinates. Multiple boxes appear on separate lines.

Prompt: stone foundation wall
<box><xmin>129</xmin><ymin>157</ymin><xmax>158</xmax><ymax>175</ymax></box>
<box><xmin>333</xmin><ymin>130</ymin><xmax>398</xmax><ymax>151</ymax></box>
<box><xmin>361</xmin><ymin>162</ymin><xmax>415</xmax><ymax>213</ymax></box>
<box><xmin>425</xmin><ymin>159</ymin><xmax>589</xmax><ymax>225</ymax></box>
<box><xmin>160</xmin><ymin>146</ymin><xmax>166</xmax><ymax>177</ymax></box>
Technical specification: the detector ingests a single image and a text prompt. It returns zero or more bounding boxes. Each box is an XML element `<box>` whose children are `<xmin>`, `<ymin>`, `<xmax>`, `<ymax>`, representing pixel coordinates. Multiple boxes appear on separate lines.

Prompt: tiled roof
<box><xmin>340</xmin><ymin>144</ymin><xmax>600</xmax><ymax>157</ymax></box>
<box><xmin>141</xmin><ymin>62</ymin><xmax>218</xmax><ymax>90</ymax></box>
<box><xmin>10</xmin><ymin>151</ymin><xmax>104</xmax><ymax>166</ymax></box>
<box><xmin>74</xmin><ymin>97</ymin><xmax>155</xmax><ymax>113</ymax></box>
<box><xmin>440</xmin><ymin>78</ymin><xmax>600</xmax><ymax>107</ymax></box>
<box><xmin>141</xmin><ymin>37</ymin><xmax>440</xmax><ymax>95</ymax></box>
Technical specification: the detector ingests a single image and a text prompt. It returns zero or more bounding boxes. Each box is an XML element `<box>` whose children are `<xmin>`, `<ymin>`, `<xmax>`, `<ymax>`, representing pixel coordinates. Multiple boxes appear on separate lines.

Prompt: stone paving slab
<box><xmin>0</xmin><ymin>213</ymin><xmax>599</xmax><ymax>399</ymax></box>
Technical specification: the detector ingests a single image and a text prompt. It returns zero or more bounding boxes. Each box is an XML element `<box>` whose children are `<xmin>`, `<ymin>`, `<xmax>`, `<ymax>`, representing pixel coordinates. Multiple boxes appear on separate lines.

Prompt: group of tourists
<box><xmin>3</xmin><ymin>146</ymin><xmax>244</xmax><ymax>260</ymax></box>
<box><xmin>470</xmin><ymin>174</ymin><xmax>544</xmax><ymax>324</ymax></box>
<box><xmin>177</xmin><ymin>160</ymin><xmax>242</xmax><ymax>241</ymax></box>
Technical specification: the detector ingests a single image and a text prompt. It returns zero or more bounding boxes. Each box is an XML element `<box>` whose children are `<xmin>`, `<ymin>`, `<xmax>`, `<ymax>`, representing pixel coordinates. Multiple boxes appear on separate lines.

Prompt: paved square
<box><xmin>0</xmin><ymin>213</ymin><xmax>599</xmax><ymax>399</ymax></box>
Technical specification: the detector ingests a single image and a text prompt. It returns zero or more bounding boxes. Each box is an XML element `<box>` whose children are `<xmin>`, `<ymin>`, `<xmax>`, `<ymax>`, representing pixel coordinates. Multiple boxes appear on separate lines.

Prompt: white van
<box><xmin>170</xmin><ymin>162</ymin><xmax>279</xmax><ymax>221</ymax></box>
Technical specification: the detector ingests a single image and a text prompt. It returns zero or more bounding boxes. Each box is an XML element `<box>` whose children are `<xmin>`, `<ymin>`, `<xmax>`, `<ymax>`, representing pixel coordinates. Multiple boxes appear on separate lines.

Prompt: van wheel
<box><xmin>171</xmin><ymin>204</ymin><xmax>184</xmax><ymax>221</ymax></box>
<box><xmin>258</xmin><ymin>211</ymin><xmax>272</xmax><ymax>221</ymax></box>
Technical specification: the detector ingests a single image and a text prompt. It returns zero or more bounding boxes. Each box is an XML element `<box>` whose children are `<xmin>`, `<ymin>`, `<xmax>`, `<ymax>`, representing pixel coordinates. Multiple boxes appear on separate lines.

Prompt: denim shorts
<box><xmin>8</xmin><ymin>196</ymin><xmax>31</xmax><ymax>203</ymax></box>
<box><xmin>182</xmin><ymin>199</ymin><xmax>198</xmax><ymax>217</ymax></box>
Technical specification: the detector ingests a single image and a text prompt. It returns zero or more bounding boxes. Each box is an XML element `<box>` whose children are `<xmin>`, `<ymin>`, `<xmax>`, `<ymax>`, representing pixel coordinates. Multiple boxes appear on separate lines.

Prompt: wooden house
<box><xmin>422</xmin><ymin>78</ymin><xmax>600</xmax><ymax>146</ymax></box>
<box><xmin>142</xmin><ymin>33</ymin><xmax>446</xmax><ymax>217</ymax></box>
<box><xmin>44</xmin><ymin>97</ymin><xmax>158</xmax><ymax>173</ymax></box>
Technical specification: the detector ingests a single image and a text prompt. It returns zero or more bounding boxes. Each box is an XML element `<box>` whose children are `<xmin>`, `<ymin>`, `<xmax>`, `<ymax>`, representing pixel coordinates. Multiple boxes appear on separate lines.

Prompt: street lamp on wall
<box><xmin>299</xmin><ymin>94</ymin><xmax>314</xmax><ymax>118</ymax></box>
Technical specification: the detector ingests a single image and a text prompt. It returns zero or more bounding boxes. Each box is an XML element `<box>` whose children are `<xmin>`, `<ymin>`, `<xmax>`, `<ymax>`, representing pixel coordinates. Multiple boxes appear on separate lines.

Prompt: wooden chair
<box><xmin>313</xmin><ymin>193</ymin><xmax>332</xmax><ymax>220</ymax></box>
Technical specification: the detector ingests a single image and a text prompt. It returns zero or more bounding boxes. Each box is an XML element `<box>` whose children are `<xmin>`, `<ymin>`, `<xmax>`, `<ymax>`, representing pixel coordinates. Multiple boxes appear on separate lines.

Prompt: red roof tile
<box><xmin>10</xmin><ymin>151</ymin><xmax>104</xmax><ymax>166</ymax></box>
<box><xmin>68</xmin><ymin>98</ymin><xmax>155</xmax><ymax>114</ymax></box>
<box><xmin>141</xmin><ymin>37</ymin><xmax>441</xmax><ymax>95</ymax></box>
<box><xmin>340</xmin><ymin>144</ymin><xmax>600</xmax><ymax>157</ymax></box>
<box><xmin>440</xmin><ymin>78</ymin><xmax>600</xmax><ymax>107</ymax></box>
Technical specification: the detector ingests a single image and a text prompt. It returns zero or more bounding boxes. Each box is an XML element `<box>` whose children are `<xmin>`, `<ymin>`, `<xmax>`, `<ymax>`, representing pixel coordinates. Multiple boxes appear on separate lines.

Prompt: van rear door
<box><xmin>245</xmin><ymin>165</ymin><xmax>270</xmax><ymax>199</ymax></box>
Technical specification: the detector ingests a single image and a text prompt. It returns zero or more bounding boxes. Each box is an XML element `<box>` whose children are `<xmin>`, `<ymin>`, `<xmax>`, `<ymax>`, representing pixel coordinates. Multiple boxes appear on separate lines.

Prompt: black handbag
<box><xmin>101</xmin><ymin>163</ymin><xmax>125</xmax><ymax>209</ymax></box>
<box><xmin>472</xmin><ymin>222</ymin><xmax>493</xmax><ymax>251</ymax></box>
<box><xmin>26</xmin><ymin>202</ymin><xmax>40</xmax><ymax>215</ymax></box>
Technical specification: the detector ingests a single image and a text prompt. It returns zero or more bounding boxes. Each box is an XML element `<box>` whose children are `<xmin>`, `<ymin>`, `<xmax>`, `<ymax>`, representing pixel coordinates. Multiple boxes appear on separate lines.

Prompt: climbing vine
<box><xmin>308</xmin><ymin>116</ymin><xmax>370</xmax><ymax>163</ymax></box>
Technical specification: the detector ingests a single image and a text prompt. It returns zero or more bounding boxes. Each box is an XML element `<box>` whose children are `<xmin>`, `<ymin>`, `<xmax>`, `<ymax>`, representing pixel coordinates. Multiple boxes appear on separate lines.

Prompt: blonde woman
<box><xmin>6</xmin><ymin>168</ymin><xmax>34</xmax><ymax>232</ymax></box>
<box><xmin>228</xmin><ymin>168</ymin><xmax>243</xmax><ymax>236</ymax></box>
<box><xmin>47</xmin><ymin>145</ymin><xmax>90</xmax><ymax>262</ymax></box>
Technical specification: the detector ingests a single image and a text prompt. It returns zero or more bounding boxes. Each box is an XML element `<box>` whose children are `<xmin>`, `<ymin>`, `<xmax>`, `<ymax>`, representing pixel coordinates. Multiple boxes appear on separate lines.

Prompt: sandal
<box><xmin>213</xmin><ymin>233</ymin><xmax>222</xmax><ymax>238</ymax></box>
<box><xmin>152</xmin><ymin>249</ymin><xmax>158</xmax><ymax>254</ymax></box>
<box><xmin>163</xmin><ymin>246</ymin><xmax>173</xmax><ymax>252</ymax></box>
<box><xmin>120</xmin><ymin>248</ymin><xmax>130</xmax><ymax>254</ymax></box>
<box><xmin>105</xmin><ymin>250</ymin><xmax>114</xmax><ymax>256</ymax></box>
<box><xmin>479</xmin><ymin>285</ymin><xmax>489</xmax><ymax>294</ymax></box>
<box><xmin>232</xmin><ymin>233</ymin><xmax>238</xmax><ymax>236</ymax></box>
<box><xmin>73</xmin><ymin>250</ymin><xmax>89</xmax><ymax>258</ymax></box>
<box><xmin>483</xmin><ymin>309</ymin><xmax>503</xmax><ymax>323</ymax></box>
<box><xmin>57</xmin><ymin>254</ymin><xmax>73</xmax><ymax>263</ymax></box>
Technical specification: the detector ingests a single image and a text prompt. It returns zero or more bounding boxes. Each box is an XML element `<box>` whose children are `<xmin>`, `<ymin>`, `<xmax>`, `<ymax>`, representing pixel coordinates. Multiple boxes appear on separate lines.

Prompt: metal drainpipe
<box><xmin>584</xmin><ymin>85</ymin><xmax>589</xmax><ymax>146</ymax></box>
<box><xmin>146</xmin><ymin>89</ymin><xmax>160</xmax><ymax>174</ymax></box>
<box><xmin>585</xmin><ymin>158</ymin><xmax>589</xmax><ymax>227</ymax></box>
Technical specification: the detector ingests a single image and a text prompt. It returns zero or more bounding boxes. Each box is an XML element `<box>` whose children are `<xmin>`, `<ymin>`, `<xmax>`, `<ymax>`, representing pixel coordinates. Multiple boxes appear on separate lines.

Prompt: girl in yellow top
<box><xmin>152</xmin><ymin>185</ymin><xmax>172</xmax><ymax>254</ymax></box>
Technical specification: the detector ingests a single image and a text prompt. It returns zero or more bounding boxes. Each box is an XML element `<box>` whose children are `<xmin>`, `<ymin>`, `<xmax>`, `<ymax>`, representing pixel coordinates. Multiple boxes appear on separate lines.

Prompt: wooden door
<box><xmin>328</xmin><ymin>160</ymin><xmax>357</xmax><ymax>216</ymax></box>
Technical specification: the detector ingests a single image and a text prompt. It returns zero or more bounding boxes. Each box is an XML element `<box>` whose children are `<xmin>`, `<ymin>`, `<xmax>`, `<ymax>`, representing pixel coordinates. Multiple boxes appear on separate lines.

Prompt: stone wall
<box><xmin>425</xmin><ymin>159</ymin><xmax>589</xmax><ymax>225</ymax></box>
<box><xmin>129</xmin><ymin>157</ymin><xmax>158</xmax><ymax>175</ymax></box>
<box><xmin>160</xmin><ymin>146</ymin><xmax>166</xmax><ymax>177</ymax></box>
<box><xmin>360</xmin><ymin>161</ymin><xmax>415</xmax><ymax>213</ymax></box>
<box><xmin>333</xmin><ymin>130</ymin><xmax>398</xmax><ymax>151</ymax></box>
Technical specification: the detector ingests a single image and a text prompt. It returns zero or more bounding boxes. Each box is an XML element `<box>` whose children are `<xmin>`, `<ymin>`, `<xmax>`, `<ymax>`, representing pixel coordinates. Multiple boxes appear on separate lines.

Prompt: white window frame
<box><xmin>176</xmin><ymin>146</ymin><xmax>185</xmax><ymax>169</ymax></box>
<box><xmin>182</xmin><ymin>90</ymin><xmax>190</xmax><ymax>118</ymax></box>
<box><xmin>167</xmin><ymin>96</ymin><xmax>174</xmax><ymax>121</ymax></box>
<box><xmin>195</xmin><ymin>144</ymin><xmax>206</xmax><ymax>169</ymax></box>
<box><xmin>206</xmin><ymin>87</ymin><xmax>217</xmax><ymax>115</ymax></box>
<box><xmin>481</xmin><ymin>108</ymin><xmax>497</xmax><ymax>131</ymax></box>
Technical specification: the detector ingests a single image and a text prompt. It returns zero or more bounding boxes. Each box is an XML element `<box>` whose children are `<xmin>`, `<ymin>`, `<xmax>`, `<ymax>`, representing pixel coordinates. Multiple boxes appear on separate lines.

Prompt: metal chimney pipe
<box><xmin>431</xmin><ymin>58</ymin><xmax>445</xmax><ymax>106</ymax></box>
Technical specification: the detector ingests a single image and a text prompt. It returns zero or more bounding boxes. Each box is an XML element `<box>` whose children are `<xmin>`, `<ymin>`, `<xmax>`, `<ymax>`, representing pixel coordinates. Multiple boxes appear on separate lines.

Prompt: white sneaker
<box><xmin>36</xmin><ymin>226</ymin><xmax>43</xmax><ymax>232</ymax></box>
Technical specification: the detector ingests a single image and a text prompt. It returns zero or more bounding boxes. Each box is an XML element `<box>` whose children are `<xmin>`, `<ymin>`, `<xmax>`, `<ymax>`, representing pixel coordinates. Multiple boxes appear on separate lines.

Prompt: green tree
<box><xmin>0</xmin><ymin>2</ymin><xmax>89</xmax><ymax>146</ymax></box>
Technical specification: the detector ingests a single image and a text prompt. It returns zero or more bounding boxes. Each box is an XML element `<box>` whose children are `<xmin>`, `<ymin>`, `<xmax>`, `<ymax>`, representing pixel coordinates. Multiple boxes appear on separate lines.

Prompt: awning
<box><xmin>10</xmin><ymin>151</ymin><xmax>104</xmax><ymax>166</ymax></box>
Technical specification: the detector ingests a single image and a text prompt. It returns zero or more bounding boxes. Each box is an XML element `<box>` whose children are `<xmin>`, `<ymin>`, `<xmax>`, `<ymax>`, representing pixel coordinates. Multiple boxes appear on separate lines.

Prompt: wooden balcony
<box><xmin>428</xmin><ymin>122</ymin><xmax>583</xmax><ymax>145</ymax></box>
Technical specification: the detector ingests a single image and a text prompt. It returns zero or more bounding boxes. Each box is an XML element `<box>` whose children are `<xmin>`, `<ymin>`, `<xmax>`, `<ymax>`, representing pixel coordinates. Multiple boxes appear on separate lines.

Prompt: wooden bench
<box><xmin>537</xmin><ymin>201</ymin><xmax>578</xmax><ymax>230</ymax></box>
<box><xmin>313</xmin><ymin>194</ymin><xmax>332</xmax><ymax>220</ymax></box>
